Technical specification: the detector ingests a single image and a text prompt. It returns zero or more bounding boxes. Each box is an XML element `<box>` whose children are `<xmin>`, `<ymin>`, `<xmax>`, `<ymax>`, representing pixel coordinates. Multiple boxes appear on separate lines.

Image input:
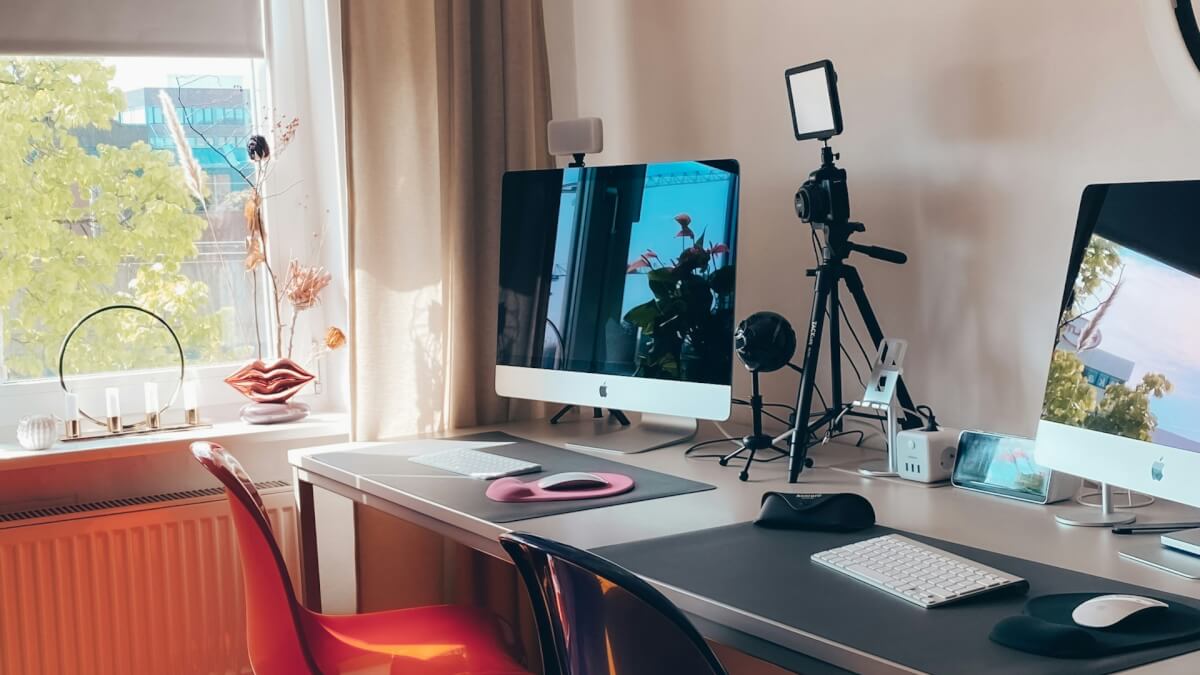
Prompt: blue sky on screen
<box><xmin>1089</xmin><ymin>243</ymin><xmax>1200</xmax><ymax>442</ymax></box>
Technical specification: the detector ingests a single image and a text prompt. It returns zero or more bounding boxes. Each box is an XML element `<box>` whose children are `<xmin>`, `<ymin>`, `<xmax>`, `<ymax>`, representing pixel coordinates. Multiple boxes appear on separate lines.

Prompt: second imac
<box><xmin>1035</xmin><ymin>180</ymin><xmax>1200</xmax><ymax>575</ymax></box>
<box><xmin>495</xmin><ymin>159</ymin><xmax>740</xmax><ymax>453</ymax></box>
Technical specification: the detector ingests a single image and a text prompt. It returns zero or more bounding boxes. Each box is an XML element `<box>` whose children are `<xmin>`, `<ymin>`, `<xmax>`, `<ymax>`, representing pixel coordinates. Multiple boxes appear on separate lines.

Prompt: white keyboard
<box><xmin>409</xmin><ymin>448</ymin><xmax>541</xmax><ymax>480</ymax></box>
<box><xmin>811</xmin><ymin>534</ymin><xmax>1027</xmax><ymax>608</ymax></box>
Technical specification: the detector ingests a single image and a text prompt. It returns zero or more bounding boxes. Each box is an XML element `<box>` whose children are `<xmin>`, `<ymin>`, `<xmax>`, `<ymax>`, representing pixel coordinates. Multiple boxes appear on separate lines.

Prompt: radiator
<box><xmin>0</xmin><ymin>483</ymin><xmax>300</xmax><ymax>675</ymax></box>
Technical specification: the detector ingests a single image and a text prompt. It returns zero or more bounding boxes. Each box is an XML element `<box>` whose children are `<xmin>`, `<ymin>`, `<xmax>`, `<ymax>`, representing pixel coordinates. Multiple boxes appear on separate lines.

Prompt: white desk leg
<box><xmin>294</xmin><ymin>468</ymin><xmax>322</xmax><ymax>612</ymax></box>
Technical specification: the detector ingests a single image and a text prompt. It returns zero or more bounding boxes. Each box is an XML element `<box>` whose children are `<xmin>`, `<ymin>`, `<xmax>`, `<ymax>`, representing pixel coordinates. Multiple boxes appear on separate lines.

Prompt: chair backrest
<box><xmin>190</xmin><ymin>441</ymin><xmax>319</xmax><ymax>675</ymax></box>
<box><xmin>499</xmin><ymin>532</ymin><xmax>728</xmax><ymax>675</ymax></box>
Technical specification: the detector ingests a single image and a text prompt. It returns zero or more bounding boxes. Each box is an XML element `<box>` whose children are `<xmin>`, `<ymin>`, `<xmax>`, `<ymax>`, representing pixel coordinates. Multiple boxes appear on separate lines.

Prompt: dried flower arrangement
<box><xmin>158</xmin><ymin>88</ymin><xmax>345</xmax><ymax>421</ymax></box>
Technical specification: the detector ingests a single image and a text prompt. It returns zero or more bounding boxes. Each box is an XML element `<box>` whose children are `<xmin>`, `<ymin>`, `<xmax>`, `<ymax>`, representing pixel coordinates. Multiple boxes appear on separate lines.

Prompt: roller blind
<box><xmin>0</xmin><ymin>0</ymin><xmax>264</xmax><ymax>57</ymax></box>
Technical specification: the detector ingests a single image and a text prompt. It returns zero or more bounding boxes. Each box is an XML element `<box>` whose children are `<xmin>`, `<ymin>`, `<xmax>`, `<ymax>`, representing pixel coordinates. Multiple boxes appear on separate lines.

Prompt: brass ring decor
<box><xmin>57</xmin><ymin>304</ymin><xmax>185</xmax><ymax>430</ymax></box>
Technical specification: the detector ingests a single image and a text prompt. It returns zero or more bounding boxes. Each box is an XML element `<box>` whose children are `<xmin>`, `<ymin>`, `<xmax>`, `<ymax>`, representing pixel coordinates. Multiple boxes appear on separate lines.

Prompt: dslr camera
<box><xmin>794</xmin><ymin>149</ymin><xmax>849</xmax><ymax>226</ymax></box>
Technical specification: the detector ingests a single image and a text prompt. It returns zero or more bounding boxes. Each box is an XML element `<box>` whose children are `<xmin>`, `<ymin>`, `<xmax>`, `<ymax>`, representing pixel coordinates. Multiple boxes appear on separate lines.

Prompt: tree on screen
<box><xmin>1085</xmin><ymin>373</ymin><xmax>1173</xmax><ymax>442</ymax></box>
<box><xmin>0</xmin><ymin>58</ymin><xmax>228</xmax><ymax>378</ymax></box>
<box><xmin>1042</xmin><ymin>350</ymin><xmax>1095</xmax><ymax>427</ymax></box>
<box><xmin>1042</xmin><ymin>237</ymin><xmax>1172</xmax><ymax>442</ymax></box>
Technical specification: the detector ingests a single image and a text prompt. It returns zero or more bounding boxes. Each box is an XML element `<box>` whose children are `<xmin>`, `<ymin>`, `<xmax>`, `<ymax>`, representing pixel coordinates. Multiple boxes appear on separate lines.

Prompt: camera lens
<box><xmin>795</xmin><ymin>181</ymin><xmax>824</xmax><ymax>223</ymax></box>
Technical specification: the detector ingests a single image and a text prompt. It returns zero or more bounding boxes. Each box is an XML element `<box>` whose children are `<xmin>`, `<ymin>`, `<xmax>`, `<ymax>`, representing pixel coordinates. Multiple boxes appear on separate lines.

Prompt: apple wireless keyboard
<box><xmin>812</xmin><ymin>534</ymin><xmax>1027</xmax><ymax>608</ymax></box>
<box><xmin>409</xmin><ymin>448</ymin><xmax>541</xmax><ymax>480</ymax></box>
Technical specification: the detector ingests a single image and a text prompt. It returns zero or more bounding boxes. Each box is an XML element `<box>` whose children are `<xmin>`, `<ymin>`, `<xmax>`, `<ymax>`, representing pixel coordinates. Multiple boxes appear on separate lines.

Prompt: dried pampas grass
<box><xmin>157</xmin><ymin>90</ymin><xmax>206</xmax><ymax>202</ymax></box>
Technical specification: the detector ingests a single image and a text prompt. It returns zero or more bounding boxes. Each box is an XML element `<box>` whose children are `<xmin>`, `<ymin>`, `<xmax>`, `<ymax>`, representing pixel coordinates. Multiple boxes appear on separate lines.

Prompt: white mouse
<box><xmin>536</xmin><ymin>472</ymin><xmax>610</xmax><ymax>491</ymax></box>
<box><xmin>1071</xmin><ymin>594</ymin><xmax>1169</xmax><ymax>628</ymax></box>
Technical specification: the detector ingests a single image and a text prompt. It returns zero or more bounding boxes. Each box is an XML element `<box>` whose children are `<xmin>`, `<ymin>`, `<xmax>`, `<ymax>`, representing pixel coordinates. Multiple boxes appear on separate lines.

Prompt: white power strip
<box><xmin>895</xmin><ymin>428</ymin><xmax>960</xmax><ymax>483</ymax></box>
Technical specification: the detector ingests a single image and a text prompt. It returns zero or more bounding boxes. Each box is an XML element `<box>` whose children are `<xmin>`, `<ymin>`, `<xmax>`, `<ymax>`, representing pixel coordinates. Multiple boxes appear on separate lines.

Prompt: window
<box><xmin>0</xmin><ymin>56</ymin><xmax>266</xmax><ymax>383</ymax></box>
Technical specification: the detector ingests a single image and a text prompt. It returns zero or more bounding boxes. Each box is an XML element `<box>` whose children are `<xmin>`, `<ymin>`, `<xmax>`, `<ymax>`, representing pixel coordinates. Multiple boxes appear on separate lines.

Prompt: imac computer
<box><xmin>495</xmin><ymin>159</ymin><xmax>740</xmax><ymax>453</ymax></box>
<box><xmin>1035</xmin><ymin>180</ymin><xmax>1200</xmax><ymax>575</ymax></box>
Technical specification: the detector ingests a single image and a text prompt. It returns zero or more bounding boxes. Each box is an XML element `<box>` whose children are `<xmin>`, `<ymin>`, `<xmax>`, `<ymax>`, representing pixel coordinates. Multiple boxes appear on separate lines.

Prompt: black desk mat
<box><xmin>594</xmin><ymin>523</ymin><xmax>1200</xmax><ymax>675</ymax></box>
<box><xmin>315</xmin><ymin>431</ymin><xmax>714</xmax><ymax>523</ymax></box>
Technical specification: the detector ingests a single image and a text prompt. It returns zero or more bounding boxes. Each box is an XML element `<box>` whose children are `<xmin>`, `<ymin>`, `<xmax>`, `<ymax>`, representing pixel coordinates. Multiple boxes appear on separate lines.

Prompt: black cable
<box><xmin>684</xmin><ymin>438</ymin><xmax>738</xmax><ymax>455</ymax></box>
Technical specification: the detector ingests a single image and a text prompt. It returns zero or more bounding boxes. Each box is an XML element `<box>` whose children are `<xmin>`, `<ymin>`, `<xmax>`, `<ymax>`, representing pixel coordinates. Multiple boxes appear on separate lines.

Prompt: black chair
<box><xmin>499</xmin><ymin>532</ymin><xmax>728</xmax><ymax>675</ymax></box>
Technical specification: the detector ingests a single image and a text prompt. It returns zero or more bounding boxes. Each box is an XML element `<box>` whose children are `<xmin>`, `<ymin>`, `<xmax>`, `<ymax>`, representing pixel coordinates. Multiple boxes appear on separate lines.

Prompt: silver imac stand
<box><xmin>1054</xmin><ymin>482</ymin><xmax>1136</xmax><ymax>527</ymax></box>
<box><xmin>565</xmin><ymin>413</ymin><xmax>697</xmax><ymax>454</ymax></box>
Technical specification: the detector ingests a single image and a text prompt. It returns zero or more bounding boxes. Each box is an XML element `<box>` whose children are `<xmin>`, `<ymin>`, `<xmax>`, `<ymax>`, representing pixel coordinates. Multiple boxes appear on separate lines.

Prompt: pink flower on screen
<box><xmin>626</xmin><ymin>258</ymin><xmax>650</xmax><ymax>273</ymax></box>
<box><xmin>709</xmin><ymin>243</ymin><xmax>729</xmax><ymax>255</ymax></box>
<box><xmin>674</xmin><ymin>213</ymin><xmax>694</xmax><ymax>238</ymax></box>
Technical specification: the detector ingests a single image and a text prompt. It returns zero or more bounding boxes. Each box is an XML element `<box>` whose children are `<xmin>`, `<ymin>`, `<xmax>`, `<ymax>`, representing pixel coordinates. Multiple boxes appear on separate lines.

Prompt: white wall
<box><xmin>552</xmin><ymin>0</ymin><xmax>1200</xmax><ymax>438</ymax></box>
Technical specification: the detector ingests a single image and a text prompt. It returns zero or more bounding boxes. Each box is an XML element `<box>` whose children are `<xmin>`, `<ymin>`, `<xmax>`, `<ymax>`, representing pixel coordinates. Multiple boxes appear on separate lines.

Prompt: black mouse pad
<box><xmin>593</xmin><ymin>523</ymin><xmax>1200</xmax><ymax>675</ymax></box>
<box><xmin>311</xmin><ymin>431</ymin><xmax>715</xmax><ymax>523</ymax></box>
<box><xmin>991</xmin><ymin>593</ymin><xmax>1200</xmax><ymax>658</ymax></box>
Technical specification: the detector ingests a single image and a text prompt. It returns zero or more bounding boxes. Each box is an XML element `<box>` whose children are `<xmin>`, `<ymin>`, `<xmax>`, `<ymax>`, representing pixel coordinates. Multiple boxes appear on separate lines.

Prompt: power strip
<box><xmin>896</xmin><ymin>428</ymin><xmax>959</xmax><ymax>483</ymax></box>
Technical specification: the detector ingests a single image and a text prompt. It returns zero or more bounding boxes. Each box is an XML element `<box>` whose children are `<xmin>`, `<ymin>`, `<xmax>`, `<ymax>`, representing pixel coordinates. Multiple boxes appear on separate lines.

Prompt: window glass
<box><xmin>0</xmin><ymin>56</ymin><xmax>266</xmax><ymax>381</ymax></box>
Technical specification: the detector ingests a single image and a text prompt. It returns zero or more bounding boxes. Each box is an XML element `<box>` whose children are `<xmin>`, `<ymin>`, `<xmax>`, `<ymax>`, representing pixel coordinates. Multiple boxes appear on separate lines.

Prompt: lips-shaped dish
<box><xmin>224</xmin><ymin>358</ymin><xmax>315</xmax><ymax>404</ymax></box>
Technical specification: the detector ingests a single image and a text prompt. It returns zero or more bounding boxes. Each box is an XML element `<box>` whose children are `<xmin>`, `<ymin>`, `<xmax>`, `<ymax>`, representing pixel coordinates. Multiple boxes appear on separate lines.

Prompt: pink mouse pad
<box><xmin>486</xmin><ymin>473</ymin><xmax>635</xmax><ymax>503</ymax></box>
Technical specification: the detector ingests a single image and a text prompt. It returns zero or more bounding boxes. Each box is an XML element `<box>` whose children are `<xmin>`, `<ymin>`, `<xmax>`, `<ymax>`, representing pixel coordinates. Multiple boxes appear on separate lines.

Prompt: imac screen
<box><xmin>497</xmin><ymin>160</ymin><xmax>739</xmax><ymax>386</ymax></box>
<box><xmin>1042</xmin><ymin>182</ymin><xmax>1200</xmax><ymax>454</ymax></box>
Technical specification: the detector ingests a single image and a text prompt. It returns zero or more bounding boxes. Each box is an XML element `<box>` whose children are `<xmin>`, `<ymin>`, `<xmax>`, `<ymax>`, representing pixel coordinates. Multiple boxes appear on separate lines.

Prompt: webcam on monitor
<box><xmin>785</xmin><ymin>60</ymin><xmax>843</xmax><ymax>141</ymax></box>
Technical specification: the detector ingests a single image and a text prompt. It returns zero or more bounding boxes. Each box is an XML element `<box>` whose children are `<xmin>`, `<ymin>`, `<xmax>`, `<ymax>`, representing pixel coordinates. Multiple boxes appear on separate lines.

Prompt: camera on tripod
<box><xmin>782</xmin><ymin>59</ymin><xmax>925</xmax><ymax>483</ymax></box>
<box><xmin>786</xmin><ymin>60</ymin><xmax>850</xmax><ymax>229</ymax></box>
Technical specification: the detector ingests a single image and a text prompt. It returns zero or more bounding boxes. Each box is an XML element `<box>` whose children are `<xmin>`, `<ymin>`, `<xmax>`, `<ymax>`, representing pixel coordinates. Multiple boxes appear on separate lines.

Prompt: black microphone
<box><xmin>734</xmin><ymin>312</ymin><xmax>797</xmax><ymax>373</ymax></box>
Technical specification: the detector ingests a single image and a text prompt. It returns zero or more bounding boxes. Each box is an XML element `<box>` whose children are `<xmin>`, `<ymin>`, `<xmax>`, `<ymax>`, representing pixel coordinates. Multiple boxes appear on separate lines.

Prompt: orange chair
<box><xmin>191</xmin><ymin>441</ymin><xmax>530</xmax><ymax>675</ymax></box>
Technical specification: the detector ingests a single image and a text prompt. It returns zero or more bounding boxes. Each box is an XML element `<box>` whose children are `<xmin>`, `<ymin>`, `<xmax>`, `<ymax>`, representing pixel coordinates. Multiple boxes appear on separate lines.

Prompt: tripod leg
<box><xmin>789</xmin><ymin>266</ymin><xmax>835</xmax><ymax>482</ymax></box>
<box><xmin>720</xmin><ymin>443</ymin><xmax>750</xmax><ymax>466</ymax></box>
<box><xmin>550</xmin><ymin>405</ymin><xmax>575</xmax><ymax>424</ymax></box>
<box><xmin>740</xmin><ymin>446</ymin><xmax>757</xmax><ymax>481</ymax></box>
<box><xmin>608</xmin><ymin>409</ymin><xmax>631</xmax><ymax>426</ymax></box>
<box><xmin>828</xmin><ymin>280</ymin><xmax>842</xmax><ymax>430</ymax></box>
<box><xmin>842</xmin><ymin>266</ymin><xmax>923</xmax><ymax>430</ymax></box>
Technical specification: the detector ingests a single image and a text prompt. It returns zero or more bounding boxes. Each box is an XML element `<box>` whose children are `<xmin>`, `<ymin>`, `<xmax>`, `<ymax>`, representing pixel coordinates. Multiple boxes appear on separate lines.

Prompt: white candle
<box><xmin>64</xmin><ymin>392</ymin><xmax>79</xmax><ymax>421</ymax></box>
<box><xmin>183</xmin><ymin>381</ymin><xmax>198</xmax><ymax>410</ymax></box>
<box><xmin>105</xmin><ymin>387</ymin><xmax>121</xmax><ymax>419</ymax></box>
<box><xmin>143</xmin><ymin>382</ymin><xmax>159</xmax><ymax>414</ymax></box>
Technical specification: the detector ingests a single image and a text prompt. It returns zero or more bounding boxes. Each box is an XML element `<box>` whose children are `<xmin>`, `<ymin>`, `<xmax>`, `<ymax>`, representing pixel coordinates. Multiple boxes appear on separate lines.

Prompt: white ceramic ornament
<box><xmin>16</xmin><ymin>415</ymin><xmax>57</xmax><ymax>451</ymax></box>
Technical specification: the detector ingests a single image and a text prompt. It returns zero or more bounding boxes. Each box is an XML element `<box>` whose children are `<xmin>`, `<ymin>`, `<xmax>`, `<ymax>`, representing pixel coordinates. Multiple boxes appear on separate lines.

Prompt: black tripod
<box><xmin>719</xmin><ymin>370</ymin><xmax>797</xmax><ymax>481</ymax></box>
<box><xmin>787</xmin><ymin>160</ymin><xmax>922</xmax><ymax>483</ymax></box>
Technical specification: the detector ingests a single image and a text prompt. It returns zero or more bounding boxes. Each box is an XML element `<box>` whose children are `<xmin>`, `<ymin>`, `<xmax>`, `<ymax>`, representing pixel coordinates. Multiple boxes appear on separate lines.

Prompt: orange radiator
<box><xmin>0</xmin><ymin>483</ymin><xmax>299</xmax><ymax>675</ymax></box>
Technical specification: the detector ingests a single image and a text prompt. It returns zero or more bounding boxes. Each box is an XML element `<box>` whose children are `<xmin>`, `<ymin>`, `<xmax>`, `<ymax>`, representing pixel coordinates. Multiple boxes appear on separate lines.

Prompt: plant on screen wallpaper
<box><xmin>623</xmin><ymin>213</ymin><xmax>735</xmax><ymax>384</ymax></box>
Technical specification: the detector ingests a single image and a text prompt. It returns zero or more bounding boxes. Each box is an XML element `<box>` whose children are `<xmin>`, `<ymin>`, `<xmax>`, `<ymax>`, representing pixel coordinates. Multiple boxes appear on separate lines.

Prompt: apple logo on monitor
<box><xmin>599</xmin><ymin>382</ymin><xmax>608</xmax><ymax>398</ymax></box>
<box><xmin>1152</xmin><ymin>457</ymin><xmax>1165</xmax><ymax>482</ymax></box>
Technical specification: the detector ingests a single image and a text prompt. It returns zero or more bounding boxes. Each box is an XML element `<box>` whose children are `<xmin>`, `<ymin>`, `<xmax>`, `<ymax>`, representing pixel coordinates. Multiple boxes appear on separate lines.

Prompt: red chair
<box><xmin>191</xmin><ymin>441</ymin><xmax>530</xmax><ymax>675</ymax></box>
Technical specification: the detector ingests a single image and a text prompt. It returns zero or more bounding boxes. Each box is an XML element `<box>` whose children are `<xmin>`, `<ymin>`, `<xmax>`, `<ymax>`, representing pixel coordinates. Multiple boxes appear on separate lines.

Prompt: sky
<box><xmin>101</xmin><ymin>56</ymin><xmax>255</xmax><ymax>93</ymax></box>
<box><xmin>1083</xmin><ymin>243</ymin><xmax>1200</xmax><ymax>442</ymax></box>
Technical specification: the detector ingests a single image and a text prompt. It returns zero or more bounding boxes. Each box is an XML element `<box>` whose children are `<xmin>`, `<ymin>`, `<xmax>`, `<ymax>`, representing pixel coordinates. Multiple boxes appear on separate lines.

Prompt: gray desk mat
<box><xmin>594</xmin><ymin>523</ymin><xmax>1200</xmax><ymax>675</ymax></box>
<box><xmin>315</xmin><ymin>431</ymin><xmax>714</xmax><ymax>523</ymax></box>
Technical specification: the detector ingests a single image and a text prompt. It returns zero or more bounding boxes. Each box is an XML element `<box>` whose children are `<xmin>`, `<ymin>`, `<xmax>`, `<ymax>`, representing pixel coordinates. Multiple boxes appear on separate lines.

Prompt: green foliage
<box><xmin>1061</xmin><ymin>238</ymin><xmax>1121</xmax><ymax>334</ymax></box>
<box><xmin>1085</xmin><ymin>373</ymin><xmax>1172</xmax><ymax>442</ymax></box>
<box><xmin>0</xmin><ymin>58</ymin><xmax>230</xmax><ymax>379</ymax></box>
<box><xmin>1041</xmin><ymin>350</ymin><xmax>1095</xmax><ymax>427</ymax></box>
<box><xmin>1042</xmin><ymin>237</ymin><xmax>1173</xmax><ymax>442</ymax></box>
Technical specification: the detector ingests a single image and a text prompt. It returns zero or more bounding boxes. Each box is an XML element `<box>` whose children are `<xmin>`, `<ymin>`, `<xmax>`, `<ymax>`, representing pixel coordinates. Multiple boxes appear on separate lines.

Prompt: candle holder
<box><xmin>56</xmin><ymin>304</ymin><xmax>211</xmax><ymax>442</ymax></box>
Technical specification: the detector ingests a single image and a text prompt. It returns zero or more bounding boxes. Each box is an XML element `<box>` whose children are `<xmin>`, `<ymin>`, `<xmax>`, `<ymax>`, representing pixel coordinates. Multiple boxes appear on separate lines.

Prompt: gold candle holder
<box><xmin>146</xmin><ymin>411</ymin><xmax>161</xmax><ymax>430</ymax></box>
<box><xmin>186</xmin><ymin>408</ymin><xmax>200</xmax><ymax>426</ymax></box>
<box><xmin>65</xmin><ymin>419</ymin><xmax>81</xmax><ymax>439</ymax></box>
<box><xmin>107</xmin><ymin>416</ymin><xmax>121</xmax><ymax>433</ymax></box>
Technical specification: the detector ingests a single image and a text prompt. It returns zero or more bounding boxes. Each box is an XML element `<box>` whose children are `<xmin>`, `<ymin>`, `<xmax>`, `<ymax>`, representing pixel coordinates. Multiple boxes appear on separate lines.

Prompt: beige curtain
<box><xmin>343</xmin><ymin>0</ymin><xmax>553</xmax><ymax>669</ymax></box>
<box><xmin>345</xmin><ymin>0</ymin><xmax>553</xmax><ymax>442</ymax></box>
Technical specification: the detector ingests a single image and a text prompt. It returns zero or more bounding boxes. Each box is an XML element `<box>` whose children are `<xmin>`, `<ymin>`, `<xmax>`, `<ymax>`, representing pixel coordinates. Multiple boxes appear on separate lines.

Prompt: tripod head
<box><xmin>798</xmin><ymin>143</ymin><xmax>908</xmax><ymax>267</ymax></box>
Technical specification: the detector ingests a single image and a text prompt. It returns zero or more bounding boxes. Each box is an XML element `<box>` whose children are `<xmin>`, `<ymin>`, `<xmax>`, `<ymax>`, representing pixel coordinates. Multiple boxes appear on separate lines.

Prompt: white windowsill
<box><xmin>0</xmin><ymin>411</ymin><xmax>350</xmax><ymax>471</ymax></box>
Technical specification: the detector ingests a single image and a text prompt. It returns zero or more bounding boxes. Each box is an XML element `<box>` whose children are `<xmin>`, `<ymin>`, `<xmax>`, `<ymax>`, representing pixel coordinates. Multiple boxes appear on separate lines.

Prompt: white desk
<box><xmin>289</xmin><ymin>417</ymin><xmax>1200</xmax><ymax>674</ymax></box>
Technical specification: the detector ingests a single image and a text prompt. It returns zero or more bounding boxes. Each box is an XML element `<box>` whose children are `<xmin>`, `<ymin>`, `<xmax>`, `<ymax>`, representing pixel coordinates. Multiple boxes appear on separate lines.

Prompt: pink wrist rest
<box><xmin>485</xmin><ymin>473</ymin><xmax>635</xmax><ymax>503</ymax></box>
